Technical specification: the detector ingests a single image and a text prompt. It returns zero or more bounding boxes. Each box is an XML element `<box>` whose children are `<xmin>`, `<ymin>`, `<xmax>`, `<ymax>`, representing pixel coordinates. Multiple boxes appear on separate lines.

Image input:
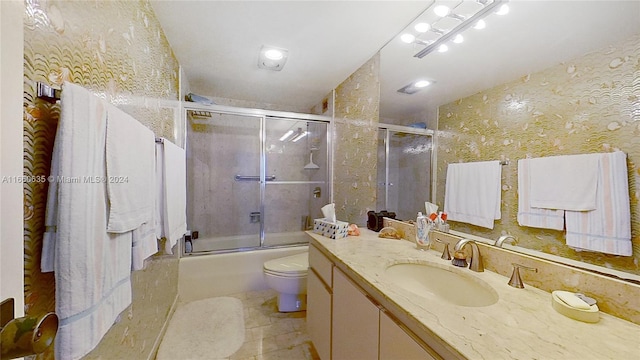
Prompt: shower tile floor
<box><xmin>226</xmin><ymin>289</ymin><xmax>320</xmax><ymax>360</ymax></box>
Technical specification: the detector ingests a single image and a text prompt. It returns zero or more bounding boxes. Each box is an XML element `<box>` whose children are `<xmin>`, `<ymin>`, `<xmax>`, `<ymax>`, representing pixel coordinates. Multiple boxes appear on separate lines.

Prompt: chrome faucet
<box><xmin>495</xmin><ymin>235</ymin><xmax>517</xmax><ymax>247</ymax></box>
<box><xmin>453</xmin><ymin>239</ymin><xmax>484</xmax><ymax>272</ymax></box>
<box><xmin>508</xmin><ymin>263</ymin><xmax>538</xmax><ymax>288</ymax></box>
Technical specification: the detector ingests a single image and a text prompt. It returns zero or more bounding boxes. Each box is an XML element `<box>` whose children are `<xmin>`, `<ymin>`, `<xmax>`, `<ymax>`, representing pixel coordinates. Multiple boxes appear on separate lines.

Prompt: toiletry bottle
<box><xmin>415</xmin><ymin>212</ymin><xmax>431</xmax><ymax>250</ymax></box>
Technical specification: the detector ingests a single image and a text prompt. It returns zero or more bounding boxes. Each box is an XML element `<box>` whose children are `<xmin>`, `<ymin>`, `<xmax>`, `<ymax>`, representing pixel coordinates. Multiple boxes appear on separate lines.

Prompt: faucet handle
<box><xmin>434</xmin><ymin>238</ymin><xmax>451</xmax><ymax>260</ymax></box>
<box><xmin>508</xmin><ymin>263</ymin><xmax>538</xmax><ymax>288</ymax></box>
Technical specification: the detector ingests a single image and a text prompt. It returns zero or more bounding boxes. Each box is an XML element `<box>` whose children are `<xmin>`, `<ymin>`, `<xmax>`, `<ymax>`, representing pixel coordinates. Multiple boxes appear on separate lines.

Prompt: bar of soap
<box><xmin>555</xmin><ymin>290</ymin><xmax>591</xmax><ymax>310</ymax></box>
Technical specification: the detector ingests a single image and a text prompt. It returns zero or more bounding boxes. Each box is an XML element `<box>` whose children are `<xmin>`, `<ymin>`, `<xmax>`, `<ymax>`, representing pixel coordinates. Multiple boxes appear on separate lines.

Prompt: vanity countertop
<box><xmin>307</xmin><ymin>229</ymin><xmax>640</xmax><ymax>360</ymax></box>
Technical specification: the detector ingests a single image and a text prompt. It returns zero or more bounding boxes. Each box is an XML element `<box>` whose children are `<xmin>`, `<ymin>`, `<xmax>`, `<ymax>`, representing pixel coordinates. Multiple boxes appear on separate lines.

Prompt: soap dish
<box><xmin>551</xmin><ymin>291</ymin><xmax>600</xmax><ymax>323</ymax></box>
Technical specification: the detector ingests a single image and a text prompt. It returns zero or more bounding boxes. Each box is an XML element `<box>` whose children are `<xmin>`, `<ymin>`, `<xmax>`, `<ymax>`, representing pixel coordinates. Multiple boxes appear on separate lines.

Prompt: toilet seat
<box><xmin>263</xmin><ymin>252</ymin><xmax>308</xmax><ymax>278</ymax></box>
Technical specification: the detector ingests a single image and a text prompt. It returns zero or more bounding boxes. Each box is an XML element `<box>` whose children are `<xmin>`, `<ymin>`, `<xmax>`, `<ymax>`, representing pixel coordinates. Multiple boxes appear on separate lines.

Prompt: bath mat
<box><xmin>156</xmin><ymin>297</ymin><xmax>245</xmax><ymax>359</ymax></box>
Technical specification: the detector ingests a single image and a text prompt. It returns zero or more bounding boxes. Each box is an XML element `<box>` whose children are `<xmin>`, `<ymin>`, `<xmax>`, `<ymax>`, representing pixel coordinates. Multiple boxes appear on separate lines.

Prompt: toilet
<box><xmin>263</xmin><ymin>252</ymin><xmax>309</xmax><ymax>312</ymax></box>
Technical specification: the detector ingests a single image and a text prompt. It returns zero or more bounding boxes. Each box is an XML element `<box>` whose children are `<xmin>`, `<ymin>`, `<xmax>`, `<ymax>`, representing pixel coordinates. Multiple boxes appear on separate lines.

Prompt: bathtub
<box><xmin>178</xmin><ymin>242</ymin><xmax>309</xmax><ymax>302</ymax></box>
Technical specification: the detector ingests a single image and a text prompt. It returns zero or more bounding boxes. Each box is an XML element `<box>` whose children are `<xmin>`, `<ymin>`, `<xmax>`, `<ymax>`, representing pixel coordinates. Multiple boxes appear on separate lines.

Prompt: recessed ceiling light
<box><xmin>258</xmin><ymin>45</ymin><xmax>288</xmax><ymax>71</ymax></box>
<box><xmin>264</xmin><ymin>49</ymin><xmax>284</xmax><ymax>60</ymax></box>
<box><xmin>438</xmin><ymin>44</ymin><xmax>449</xmax><ymax>53</ymax></box>
<box><xmin>397</xmin><ymin>79</ymin><xmax>435</xmax><ymax>94</ymax></box>
<box><xmin>453</xmin><ymin>34</ymin><xmax>464</xmax><ymax>44</ymax></box>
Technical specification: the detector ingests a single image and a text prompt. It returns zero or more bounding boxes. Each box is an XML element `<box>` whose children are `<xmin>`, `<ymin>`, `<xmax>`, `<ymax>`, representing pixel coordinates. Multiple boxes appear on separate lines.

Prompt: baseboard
<box><xmin>148</xmin><ymin>293</ymin><xmax>180</xmax><ymax>360</ymax></box>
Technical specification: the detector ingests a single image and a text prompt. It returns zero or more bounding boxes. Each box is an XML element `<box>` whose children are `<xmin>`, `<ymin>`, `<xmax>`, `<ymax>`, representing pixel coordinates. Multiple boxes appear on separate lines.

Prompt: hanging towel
<box><xmin>44</xmin><ymin>82</ymin><xmax>132</xmax><ymax>360</ymax></box>
<box><xmin>529</xmin><ymin>153</ymin><xmax>600</xmax><ymax>211</ymax></box>
<box><xmin>131</xmin><ymin>220</ymin><xmax>158</xmax><ymax>271</ymax></box>
<box><xmin>105</xmin><ymin>105</ymin><xmax>156</xmax><ymax>233</ymax></box>
<box><xmin>517</xmin><ymin>158</ymin><xmax>565</xmax><ymax>230</ymax></box>
<box><xmin>444</xmin><ymin>160</ymin><xmax>501</xmax><ymax>229</ymax></box>
<box><xmin>155</xmin><ymin>138</ymin><xmax>187</xmax><ymax>254</ymax></box>
<box><xmin>565</xmin><ymin>151</ymin><xmax>632</xmax><ymax>256</ymax></box>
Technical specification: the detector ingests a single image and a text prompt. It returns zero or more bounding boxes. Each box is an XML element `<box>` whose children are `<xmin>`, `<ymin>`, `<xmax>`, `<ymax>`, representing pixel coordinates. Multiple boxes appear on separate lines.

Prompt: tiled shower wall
<box><xmin>23</xmin><ymin>1</ymin><xmax>180</xmax><ymax>358</ymax></box>
<box><xmin>436</xmin><ymin>33</ymin><xmax>640</xmax><ymax>276</ymax></box>
<box><xmin>333</xmin><ymin>54</ymin><xmax>381</xmax><ymax>224</ymax></box>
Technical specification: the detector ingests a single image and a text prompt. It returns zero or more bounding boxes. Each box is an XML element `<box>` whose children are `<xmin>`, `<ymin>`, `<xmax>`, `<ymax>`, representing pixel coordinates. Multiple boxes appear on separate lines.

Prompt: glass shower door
<box><xmin>262</xmin><ymin>117</ymin><xmax>329</xmax><ymax>247</ymax></box>
<box><xmin>186</xmin><ymin>110</ymin><xmax>263</xmax><ymax>252</ymax></box>
<box><xmin>377</xmin><ymin>128</ymin><xmax>432</xmax><ymax>221</ymax></box>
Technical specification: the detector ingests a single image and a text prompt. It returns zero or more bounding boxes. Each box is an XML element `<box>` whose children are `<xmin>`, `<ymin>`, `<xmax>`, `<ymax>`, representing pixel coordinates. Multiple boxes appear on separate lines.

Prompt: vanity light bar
<box><xmin>414</xmin><ymin>0</ymin><xmax>508</xmax><ymax>58</ymax></box>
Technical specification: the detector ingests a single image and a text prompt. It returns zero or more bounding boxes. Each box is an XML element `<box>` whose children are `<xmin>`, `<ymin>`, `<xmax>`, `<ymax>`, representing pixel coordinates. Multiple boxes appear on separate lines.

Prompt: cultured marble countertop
<box><xmin>307</xmin><ymin>229</ymin><xmax>640</xmax><ymax>360</ymax></box>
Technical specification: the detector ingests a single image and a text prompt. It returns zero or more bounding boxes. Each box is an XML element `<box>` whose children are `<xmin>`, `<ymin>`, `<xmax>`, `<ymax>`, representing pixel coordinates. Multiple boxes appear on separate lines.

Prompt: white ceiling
<box><xmin>151</xmin><ymin>1</ymin><xmax>640</xmax><ymax>121</ymax></box>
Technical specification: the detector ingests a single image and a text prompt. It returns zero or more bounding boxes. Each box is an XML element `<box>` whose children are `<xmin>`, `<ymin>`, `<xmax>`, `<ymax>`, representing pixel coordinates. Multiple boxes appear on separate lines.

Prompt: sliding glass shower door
<box><xmin>186</xmin><ymin>111</ymin><xmax>263</xmax><ymax>252</ymax></box>
<box><xmin>377</xmin><ymin>127</ymin><xmax>433</xmax><ymax>221</ymax></box>
<box><xmin>185</xmin><ymin>109</ymin><xmax>330</xmax><ymax>254</ymax></box>
<box><xmin>263</xmin><ymin>118</ymin><xmax>329</xmax><ymax>247</ymax></box>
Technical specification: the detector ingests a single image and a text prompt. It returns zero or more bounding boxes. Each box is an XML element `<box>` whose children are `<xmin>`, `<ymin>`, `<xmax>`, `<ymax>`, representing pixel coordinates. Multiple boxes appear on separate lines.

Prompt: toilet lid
<box><xmin>263</xmin><ymin>252</ymin><xmax>308</xmax><ymax>276</ymax></box>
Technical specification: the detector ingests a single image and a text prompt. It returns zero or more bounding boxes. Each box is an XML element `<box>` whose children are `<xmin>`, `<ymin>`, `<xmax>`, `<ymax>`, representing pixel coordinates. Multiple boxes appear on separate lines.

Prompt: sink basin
<box><xmin>384</xmin><ymin>262</ymin><xmax>499</xmax><ymax>307</ymax></box>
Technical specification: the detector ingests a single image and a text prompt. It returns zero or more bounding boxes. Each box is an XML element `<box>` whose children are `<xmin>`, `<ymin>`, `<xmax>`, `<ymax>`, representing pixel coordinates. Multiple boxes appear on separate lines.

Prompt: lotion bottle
<box><xmin>415</xmin><ymin>212</ymin><xmax>431</xmax><ymax>250</ymax></box>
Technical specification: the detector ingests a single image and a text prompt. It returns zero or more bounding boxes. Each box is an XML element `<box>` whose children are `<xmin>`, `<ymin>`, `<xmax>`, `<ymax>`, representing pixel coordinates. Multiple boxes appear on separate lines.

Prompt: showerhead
<box><xmin>304</xmin><ymin>152</ymin><xmax>320</xmax><ymax>170</ymax></box>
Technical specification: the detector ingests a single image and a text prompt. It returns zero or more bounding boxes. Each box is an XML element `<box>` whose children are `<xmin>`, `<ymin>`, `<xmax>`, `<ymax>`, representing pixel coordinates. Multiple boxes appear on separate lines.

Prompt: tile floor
<box><xmin>224</xmin><ymin>289</ymin><xmax>320</xmax><ymax>360</ymax></box>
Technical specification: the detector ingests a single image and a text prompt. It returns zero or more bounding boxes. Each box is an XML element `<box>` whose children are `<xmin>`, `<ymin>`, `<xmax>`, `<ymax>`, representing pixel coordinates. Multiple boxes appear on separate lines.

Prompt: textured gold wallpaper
<box><xmin>436</xmin><ymin>33</ymin><xmax>640</xmax><ymax>276</ymax></box>
<box><xmin>333</xmin><ymin>54</ymin><xmax>380</xmax><ymax>224</ymax></box>
<box><xmin>23</xmin><ymin>1</ymin><xmax>180</xmax><ymax>358</ymax></box>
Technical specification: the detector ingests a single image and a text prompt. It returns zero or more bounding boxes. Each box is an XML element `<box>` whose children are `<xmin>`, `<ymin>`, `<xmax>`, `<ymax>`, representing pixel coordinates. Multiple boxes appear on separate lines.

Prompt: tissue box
<box><xmin>313</xmin><ymin>218</ymin><xmax>349</xmax><ymax>239</ymax></box>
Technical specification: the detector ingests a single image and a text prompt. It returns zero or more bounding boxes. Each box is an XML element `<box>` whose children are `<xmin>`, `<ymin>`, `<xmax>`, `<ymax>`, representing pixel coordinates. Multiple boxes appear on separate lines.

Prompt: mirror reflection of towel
<box><xmin>444</xmin><ymin>161</ymin><xmax>501</xmax><ymax>229</ymax></box>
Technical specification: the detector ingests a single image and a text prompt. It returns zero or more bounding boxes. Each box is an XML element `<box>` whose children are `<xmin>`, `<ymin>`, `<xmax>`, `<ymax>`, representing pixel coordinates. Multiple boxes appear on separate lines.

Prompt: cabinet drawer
<box><xmin>309</xmin><ymin>244</ymin><xmax>333</xmax><ymax>287</ymax></box>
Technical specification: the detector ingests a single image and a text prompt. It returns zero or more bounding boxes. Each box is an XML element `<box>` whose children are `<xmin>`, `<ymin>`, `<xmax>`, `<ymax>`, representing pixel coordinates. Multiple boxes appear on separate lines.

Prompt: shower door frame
<box><xmin>377</xmin><ymin>123</ymin><xmax>435</xmax><ymax>217</ymax></box>
<box><xmin>182</xmin><ymin>102</ymin><xmax>332</xmax><ymax>254</ymax></box>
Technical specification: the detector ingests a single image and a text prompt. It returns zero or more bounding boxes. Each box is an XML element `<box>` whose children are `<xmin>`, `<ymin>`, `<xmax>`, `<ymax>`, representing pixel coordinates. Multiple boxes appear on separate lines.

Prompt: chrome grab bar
<box><xmin>234</xmin><ymin>175</ymin><xmax>276</xmax><ymax>181</ymax></box>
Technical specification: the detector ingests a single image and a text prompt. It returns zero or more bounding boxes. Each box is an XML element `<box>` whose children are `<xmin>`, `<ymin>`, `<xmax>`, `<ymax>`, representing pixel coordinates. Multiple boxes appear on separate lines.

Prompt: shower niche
<box><xmin>185</xmin><ymin>107</ymin><xmax>330</xmax><ymax>254</ymax></box>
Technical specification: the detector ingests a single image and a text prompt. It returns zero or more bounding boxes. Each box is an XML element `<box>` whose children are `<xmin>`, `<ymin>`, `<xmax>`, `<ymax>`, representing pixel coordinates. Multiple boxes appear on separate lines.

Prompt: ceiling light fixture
<box><xmin>258</xmin><ymin>45</ymin><xmax>288</xmax><ymax>71</ymax></box>
<box><xmin>397</xmin><ymin>79</ymin><xmax>433</xmax><ymax>95</ymax></box>
<box><xmin>401</xmin><ymin>0</ymin><xmax>508</xmax><ymax>59</ymax></box>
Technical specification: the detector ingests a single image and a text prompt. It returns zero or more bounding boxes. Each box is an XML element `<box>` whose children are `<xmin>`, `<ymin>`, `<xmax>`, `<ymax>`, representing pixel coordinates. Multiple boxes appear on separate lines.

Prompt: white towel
<box><xmin>44</xmin><ymin>82</ymin><xmax>132</xmax><ymax>360</ymax></box>
<box><xmin>155</xmin><ymin>139</ymin><xmax>187</xmax><ymax>254</ymax></box>
<box><xmin>105</xmin><ymin>105</ymin><xmax>156</xmax><ymax>233</ymax></box>
<box><xmin>565</xmin><ymin>151</ymin><xmax>632</xmax><ymax>256</ymax></box>
<box><xmin>529</xmin><ymin>153</ymin><xmax>599</xmax><ymax>211</ymax></box>
<box><xmin>444</xmin><ymin>161</ymin><xmax>501</xmax><ymax>229</ymax></box>
<box><xmin>517</xmin><ymin>158</ymin><xmax>565</xmax><ymax>230</ymax></box>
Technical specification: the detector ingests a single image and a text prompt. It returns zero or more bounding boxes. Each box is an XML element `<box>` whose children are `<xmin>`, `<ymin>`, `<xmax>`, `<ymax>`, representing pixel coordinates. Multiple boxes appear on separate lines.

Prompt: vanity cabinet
<box><xmin>379</xmin><ymin>310</ymin><xmax>437</xmax><ymax>360</ymax></box>
<box><xmin>307</xmin><ymin>245</ymin><xmax>333</xmax><ymax>360</ymax></box>
<box><xmin>332</xmin><ymin>268</ymin><xmax>379</xmax><ymax>359</ymax></box>
<box><xmin>308</xmin><ymin>243</ymin><xmax>436</xmax><ymax>360</ymax></box>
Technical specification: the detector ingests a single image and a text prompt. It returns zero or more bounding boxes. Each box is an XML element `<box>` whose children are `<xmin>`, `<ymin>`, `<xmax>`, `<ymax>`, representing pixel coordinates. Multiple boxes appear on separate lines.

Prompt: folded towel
<box><xmin>517</xmin><ymin>158</ymin><xmax>565</xmax><ymax>230</ymax></box>
<box><xmin>155</xmin><ymin>139</ymin><xmax>187</xmax><ymax>254</ymax></box>
<box><xmin>529</xmin><ymin>153</ymin><xmax>599</xmax><ymax>211</ymax></box>
<box><xmin>444</xmin><ymin>161</ymin><xmax>501</xmax><ymax>229</ymax></box>
<box><xmin>105</xmin><ymin>105</ymin><xmax>156</xmax><ymax>233</ymax></box>
<box><xmin>45</xmin><ymin>82</ymin><xmax>132</xmax><ymax>360</ymax></box>
<box><xmin>565</xmin><ymin>151</ymin><xmax>632</xmax><ymax>256</ymax></box>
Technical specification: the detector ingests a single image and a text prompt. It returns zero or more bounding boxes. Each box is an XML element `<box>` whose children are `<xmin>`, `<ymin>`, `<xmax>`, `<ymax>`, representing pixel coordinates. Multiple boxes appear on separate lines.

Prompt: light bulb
<box><xmin>401</xmin><ymin>33</ymin><xmax>416</xmax><ymax>43</ymax></box>
<box><xmin>264</xmin><ymin>49</ymin><xmax>284</xmax><ymax>60</ymax></box>
<box><xmin>453</xmin><ymin>34</ymin><xmax>464</xmax><ymax>44</ymax></box>
<box><xmin>474</xmin><ymin>19</ymin><xmax>486</xmax><ymax>30</ymax></box>
<box><xmin>414</xmin><ymin>22</ymin><xmax>431</xmax><ymax>33</ymax></box>
<box><xmin>414</xmin><ymin>80</ymin><xmax>431</xmax><ymax>88</ymax></box>
<box><xmin>433</xmin><ymin>5</ymin><xmax>450</xmax><ymax>17</ymax></box>
<box><xmin>496</xmin><ymin>4</ymin><xmax>509</xmax><ymax>15</ymax></box>
<box><xmin>438</xmin><ymin>44</ymin><xmax>449</xmax><ymax>53</ymax></box>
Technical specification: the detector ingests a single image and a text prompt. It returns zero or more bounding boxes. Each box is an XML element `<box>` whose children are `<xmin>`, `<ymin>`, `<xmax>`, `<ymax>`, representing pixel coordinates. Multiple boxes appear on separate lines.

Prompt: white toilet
<box><xmin>263</xmin><ymin>252</ymin><xmax>309</xmax><ymax>312</ymax></box>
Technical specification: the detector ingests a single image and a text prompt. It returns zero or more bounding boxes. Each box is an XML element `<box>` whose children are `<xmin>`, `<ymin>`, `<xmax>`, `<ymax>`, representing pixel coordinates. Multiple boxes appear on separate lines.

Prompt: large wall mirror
<box><xmin>378</xmin><ymin>0</ymin><xmax>640</xmax><ymax>280</ymax></box>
